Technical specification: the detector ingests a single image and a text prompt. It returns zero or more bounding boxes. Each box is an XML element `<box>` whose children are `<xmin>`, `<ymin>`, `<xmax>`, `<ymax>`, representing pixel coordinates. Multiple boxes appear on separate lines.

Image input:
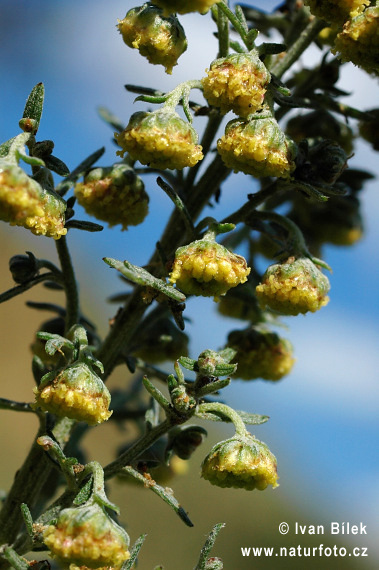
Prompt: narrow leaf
<box><xmin>120</xmin><ymin>466</ymin><xmax>194</xmax><ymax>527</ymax></box>
<box><xmin>196</xmin><ymin>409</ymin><xmax>269</xmax><ymax>425</ymax></box>
<box><xmin>122</xmin><ymin>534</ymin><xmax>147</xmax><ymax>569</ymax></box>
<box><xmin>45</xmin><ymin>155</ymin><xmax>70</xmax><ymax>176</ymax></box>
<box><xmin>22</xmin><ymin>83</ymin><xmax>45</xmax><ymax>131</ymax></box>
<box><xmin>55</xmin><ymin>147</ymin><xmax>105</xmax><ymax>196</ymax></box>
<box><xmin>103</xmin><ymin>257</ymin><xmax>186</xmax><ymax>302</ymax></box>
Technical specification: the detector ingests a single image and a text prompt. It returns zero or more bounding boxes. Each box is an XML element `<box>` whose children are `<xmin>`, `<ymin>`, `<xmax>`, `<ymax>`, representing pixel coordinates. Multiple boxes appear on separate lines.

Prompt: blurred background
<box><xmin>0</xmin><ymin>1</ymin><xmax>378</xmax><ymax>568</ymax></box>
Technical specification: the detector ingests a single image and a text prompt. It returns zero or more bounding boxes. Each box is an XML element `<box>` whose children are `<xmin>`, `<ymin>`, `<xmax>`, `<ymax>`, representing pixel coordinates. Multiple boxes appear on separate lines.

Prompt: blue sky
<box><xmin>1</xmin><ymin>0</ymin><xmax>378</xmax><ymax>564</ymax></box>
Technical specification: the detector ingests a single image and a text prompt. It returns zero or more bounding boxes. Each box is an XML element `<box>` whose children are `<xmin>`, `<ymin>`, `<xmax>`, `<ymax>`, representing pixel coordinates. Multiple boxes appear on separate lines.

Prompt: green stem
<box><xmin>270</xmin><ymin>18</ymin><xmax>326</xmax><ymax>79</ymax></box>
<box><xmin>214</xmin><ymin>0</ymin><xmax>229</xmax><ymax>58</ymax></box>
<box><xmin>198</xmin><ymin>402</ymin><xmax>248</xmax><ymax>437</ymax></box>
<box><xmin>55</xmin><ymin>235</ymin><xmax>79</xmax><ymax>332</ymax></box>
<box><xmin>104</xmin><ymin>418</ymin><xmax>172</xmax><ymax>479</ymax></box>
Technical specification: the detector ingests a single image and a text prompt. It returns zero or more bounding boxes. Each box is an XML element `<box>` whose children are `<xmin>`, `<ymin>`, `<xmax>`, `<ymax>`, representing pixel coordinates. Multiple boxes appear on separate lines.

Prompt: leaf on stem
<box><xmin>103</xmin><ymin>257</ymin><xmax>186</xmax><ymax>303</ymax></box>
<box><xmin>196</xmin><ymin>409</ymin><xmax>269</xmax><ymax>425</ymax></box>
<box><xmin>120</xmin><ymin>466</ymin><xmax>194</xmax><ymax>527</ymax></box>
<box><xmin>21</xmin><ymin>82</ymin><xmax>45</xmax><ymax>134</ymax></box>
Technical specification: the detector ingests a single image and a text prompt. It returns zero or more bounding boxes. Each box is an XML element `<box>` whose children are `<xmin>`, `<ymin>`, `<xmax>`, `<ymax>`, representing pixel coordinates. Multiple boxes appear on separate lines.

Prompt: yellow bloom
<box><xmin>256</xmin><ymin>256</ymin><xmax>330</xmax><ymax>316</ymax></box>
<box><xmin>117</xmin><ymin>3</ymin><xmax>187</xmax><ymax>74</ymax></box>
<box><xmin>74</xmin><ymin>165</ymin><xmax>149</xmax><ymax>230</ymax></box>
<box><xmin>304</xmin><ymin>0</ymin><xmax>370</xmax><ymax>25</ymax></box>
<box><xmin>33</xmin><ymin>362</ymin><xmax>112</xmax><ymax>425</ymax></box>
<box><xmin>202</xmin><ymin>52</ymin><xmax>270</xmax><ymax>117</ymax></box>
<box><xmin>0</xmin><ymin>162</ymin><xmax>66</xmax><ymax>238</ymax></box>
<box><xmin>43</xmin><ymin>503</ymin><xmax>130</xmax><ymax>569</ymax></box>
<box><xmin>115</xmin><ymin>110</ymin><xmax>203</xmax><ymax>170</ymax></box>
<box><xmin>153</xmin><ymin>0</ymin><xmax>219</xmax><ymax>16</ymax></box>
<box><xmin>333</xmin><ymin>5</ymin><xmax>379</xmax><ymax>75</ymax></box>
<box><xmin>201</xmin><ymin>434</ymin><xmax>279</xmax><ymax>491</ymax></box>
<box><xmin>217</xmin><ymin>116</ymin><xmax>297</xmax><ymax>178</ymax></box>
<box><xmin>228</xmin><ymin>328</ymin><xmax>295</xmax><ymax>381</ymax></box>
<box><xmin>169</xmin><ymin>238</ymin><xmax>250</xmax><ymax>300</ymax></box>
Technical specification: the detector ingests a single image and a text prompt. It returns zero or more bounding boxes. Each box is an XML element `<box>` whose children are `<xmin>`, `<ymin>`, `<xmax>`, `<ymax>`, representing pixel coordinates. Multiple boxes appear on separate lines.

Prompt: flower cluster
<box><xmin>117</xmin><ymin>3</ymin><xmax>187</xmax><ymax>74</ymax></box>
<box><xmin>74</xmin><ymin>164</ymin><xmax>149</xmax><ymax>230</ymax></box>
<box><xmin>169</xmin><ymin>235</ymin><xmax>251</xmax><ymax>300</ymax></box>
<box><xmin>202</xmin><ymin>52</ymin><xmax>271</xmax><ymax>118</ymax></box>
<box><xmin>153</xmin><ymin>0</ymin><xmax>219</xmax><ymax>16</ymax></box>
<box><xmin>227</xmin><ymin>328</ymin><xmax>295</xmax><ymax>381</ymax></box>
<box><xmin>33</xmin><ymin>361</ymin><xmax>112</xmax><ymax>425</ymax></box>
<box><xmin>304</xmin><ymin>0</ymin><xmax>370</xmax><ymax>25</ymax></box>
<box><xmin>256</xmin><ymin>256</ymin><xmax>330</xmax><ymax>316</ymax></box>
<box><xmin>201</xmin><ymin>434</ymin><xmax>278</xmax><ymax>491</ymax></box>
<box><xmin>115</xmin><ymin>109</ymin><xmax>203</xmax><ymax>170</ymax></box>
<box><xmin>0</xmin><ymin>162</ymin><xmax>66</xmax><ymax>239</ymax></box>
<box><xmin>217</xmin><ymin>116</ymin><xmax>297</xmax><ymax>178</ymax></box>
<box><xmin>43</xmin><ymin>502</ymin><xmax>130</xmax><ymax>568</ymax></box>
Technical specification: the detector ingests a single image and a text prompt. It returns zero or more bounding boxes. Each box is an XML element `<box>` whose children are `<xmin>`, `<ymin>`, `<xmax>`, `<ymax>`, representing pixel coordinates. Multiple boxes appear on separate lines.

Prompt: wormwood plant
<box><xmin>0</xmin><ymin>0</ymin><xmax>377</xmax><ymax>568</ymax></box>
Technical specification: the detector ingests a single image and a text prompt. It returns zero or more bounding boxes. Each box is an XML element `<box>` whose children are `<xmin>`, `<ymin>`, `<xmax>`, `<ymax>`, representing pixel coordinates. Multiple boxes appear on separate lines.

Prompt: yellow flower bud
<box><xmin>0</xmin><ymin>162</ymin><xmax>66</xmax><ymax>238</ymax></box>
<box><xmin>333</xmin><ymin>5</ymin><xmax>379</xmax><ymax>76</ymax></box>
<box><xmin>201</xmin><ymin>434</ymin><xmax>278</xmax><ymax>491</ymax></box>
<box><xmin>217</xmin><ymin>116</ymin><xmax>297</xmax><ymax>178</ymax></box>
<box><xmin>115</xmin><ymin>110</ymin><xmax>203</xmax><ymax>170</ymax></box>
<box><xmin>256</xmin><ymin>256</ymin><xmax>330</xmax><ymax>316</ymax></box>
<box><xmin>74</xmin><ymin>165</ymin><xmax>149</xmax><ymax>230</ymax></box>
<box><xmin>201</xmin><ymin>52</ymin><xmax>270</xmax><ymax>118</ymax></box>
<box><xmin>153</xmin><ymin>0</ymin><xmax>219</xmax><ymax>16</ymax></box>
<box><xmin>33</xmin><ymin>362</ymin><xmax>112</xmax><ymax>425</ymax></box>
<box><xmin>117</xmin><ymin>3</ymin><xmax>187</xmax><ymax>74</ymax></box>
<box><xmin>304</xmin><ymin>0</ymin><xmax>370</xmax><ymax>25</ymax></box>
<box><xmin>169</xmin><ymin>237</ymin><xmax>250</xmax><ymax>300</ymax></box>
<box><xmin>227</xmin><ymin>328</ymin><xmax>295</xmax><ymax>381</ymax></box>
<box><xmin>43</xmin><ymin>502</ymin><xmax>130</xmax><ymax>569</ymax></box>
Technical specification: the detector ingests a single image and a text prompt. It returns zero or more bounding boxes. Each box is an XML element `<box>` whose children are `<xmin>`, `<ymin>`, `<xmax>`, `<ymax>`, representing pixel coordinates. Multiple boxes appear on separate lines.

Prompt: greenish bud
<box><xmin>201</xmin><ymin>433</ymin><xmax>279</xmax><ymax>491</ymax></box>
<box><xmin>117</xmin><ymin>3</ymin><xmax>187</xmax><ymax>75</ymax></box>
<box><xmin>9</xmin><ymin>251</ymin><xmax>39</xmax><ymax>284</ymax></box>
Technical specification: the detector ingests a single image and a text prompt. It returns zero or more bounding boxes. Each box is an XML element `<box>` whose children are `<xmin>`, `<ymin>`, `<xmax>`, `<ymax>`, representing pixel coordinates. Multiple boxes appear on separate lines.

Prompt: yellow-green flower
<box><xmin>0</xmin><ymin>161</ymin><xmax>66</xmax><ymax>239</ymax></box>
<box><xmin>202</xmin><ymin>52</ymin><xmax>270</xmax><ymax>118</ymax></box>
<box><xmin>74</xmin><ymin>165</ymin><xmax>149</xmax><ymax>230</ymax></box>
<box><xmin>227</xmin><ymin>328</ymin><xmax>295</xmax><ymax>381</ymax></box>
<box><xmin>43</xmin><ymin>502</ymin><xmax>130</xmax><ymax>569</ymax></box>
<box><xmin>153</xmin><ymin>0</ymin><xmax>219</xmax><ymax>16</ymax></box>
<box><xmin>115</xmin><ymin>110</ymin><xmax>203</xmax><ymax>170</ymax></box>
<box><xmin>256</xmin><ymin>256</ymin><xmax>330</xmax><ymax>315</ymax></box>
<box><xmin>117</xmin><ymin>3</ymin><xmax>187</xmax><ymax>74</ymax></box>
<box><xmin>304</xmin><ymin>0</ymin><xmax>370</xmax><ymax>25</ymax></box>
<box><xmin>169</xmin><ymin>236</ymin><xmax>250</xmax><ymax>300</ymax></box>
<box><xmin>33</xmin><ymin>362</ymin><xmax>112</xmax><ymax>425</ymax></box>
<box><xmin>217</xmin><ymin>116</ymin><xmax>297</xmax><ymax>178</ymax></box>
<box><xmin>201</xmin><ymin>434</ymin><xmax>278</xmax><ymax>491</ymax></box>
<box><xmin>333</xmin><ymin>5</ymin><xmax>379</xmax><ymax>76</ymax></box>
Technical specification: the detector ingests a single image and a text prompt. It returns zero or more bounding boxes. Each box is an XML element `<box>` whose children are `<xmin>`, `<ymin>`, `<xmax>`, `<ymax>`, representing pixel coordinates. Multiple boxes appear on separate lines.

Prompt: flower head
<box><xmin>227</xmin><ymin>328</ymin><xmax>295</xmax><ymax>381</ymax></box>
<box><xmin>304</xmin><ymin>0</ymin><xmax>370</xmax><ymax>25</ymax></box>
<box><xmin>115</xmin><ymin>109</ymin><xmax>203</xmax><ymax>170</ymax></box>
<box><xmin>217</xmin><ymin>116</ymin><xmax>297</xmax><ymax>178</ymax></box>
<box><xmin>74</xmin><ymin>164</ymin><xmax>149</xmax><ymax>230</ymax></box>
<box><xmin>43</xmin><ymin>502</ymin><xmax>130</xmax><ymax>569</ymax></box>
<box><xmin>202</xmin><ymin>52</ymin><xmax>270</xmax><ymax>118</ymax></box>
<box><xmin>256</xmin><ymin>256</ymin><xmax>330</xmax><ymax>315</ymax></box>
<box><xmin>117</xmin><ymin>3</ymin><xmax>187</xmax><ymax>74</ymax></box>
<box><xmin>201</xmin><ymin>433</ymin><xmax>278</xmax><ymax>491</ymax></box>
<box><xmin>33</xmin><ymin>361</ymin><xmax>112</xmax><ymax>425</ymax></box>
<box><xmin>152</xmin><ymin>0</ymin><xmax>219</xmax><ymax>16</ymax></box>
<box><xmin>333</xmin><ymin>5</ymin><xmax>379</xmax><ymax>76</ymax></box>
<box><xmin>169</xmin><ymin>235</ymin><xmax>250</xmax><ymax>300</ymax></box>
<box><xmin>0</xmin><ymin>161</ymin><xmax>66</xmax><ymax>238</ymax></box>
